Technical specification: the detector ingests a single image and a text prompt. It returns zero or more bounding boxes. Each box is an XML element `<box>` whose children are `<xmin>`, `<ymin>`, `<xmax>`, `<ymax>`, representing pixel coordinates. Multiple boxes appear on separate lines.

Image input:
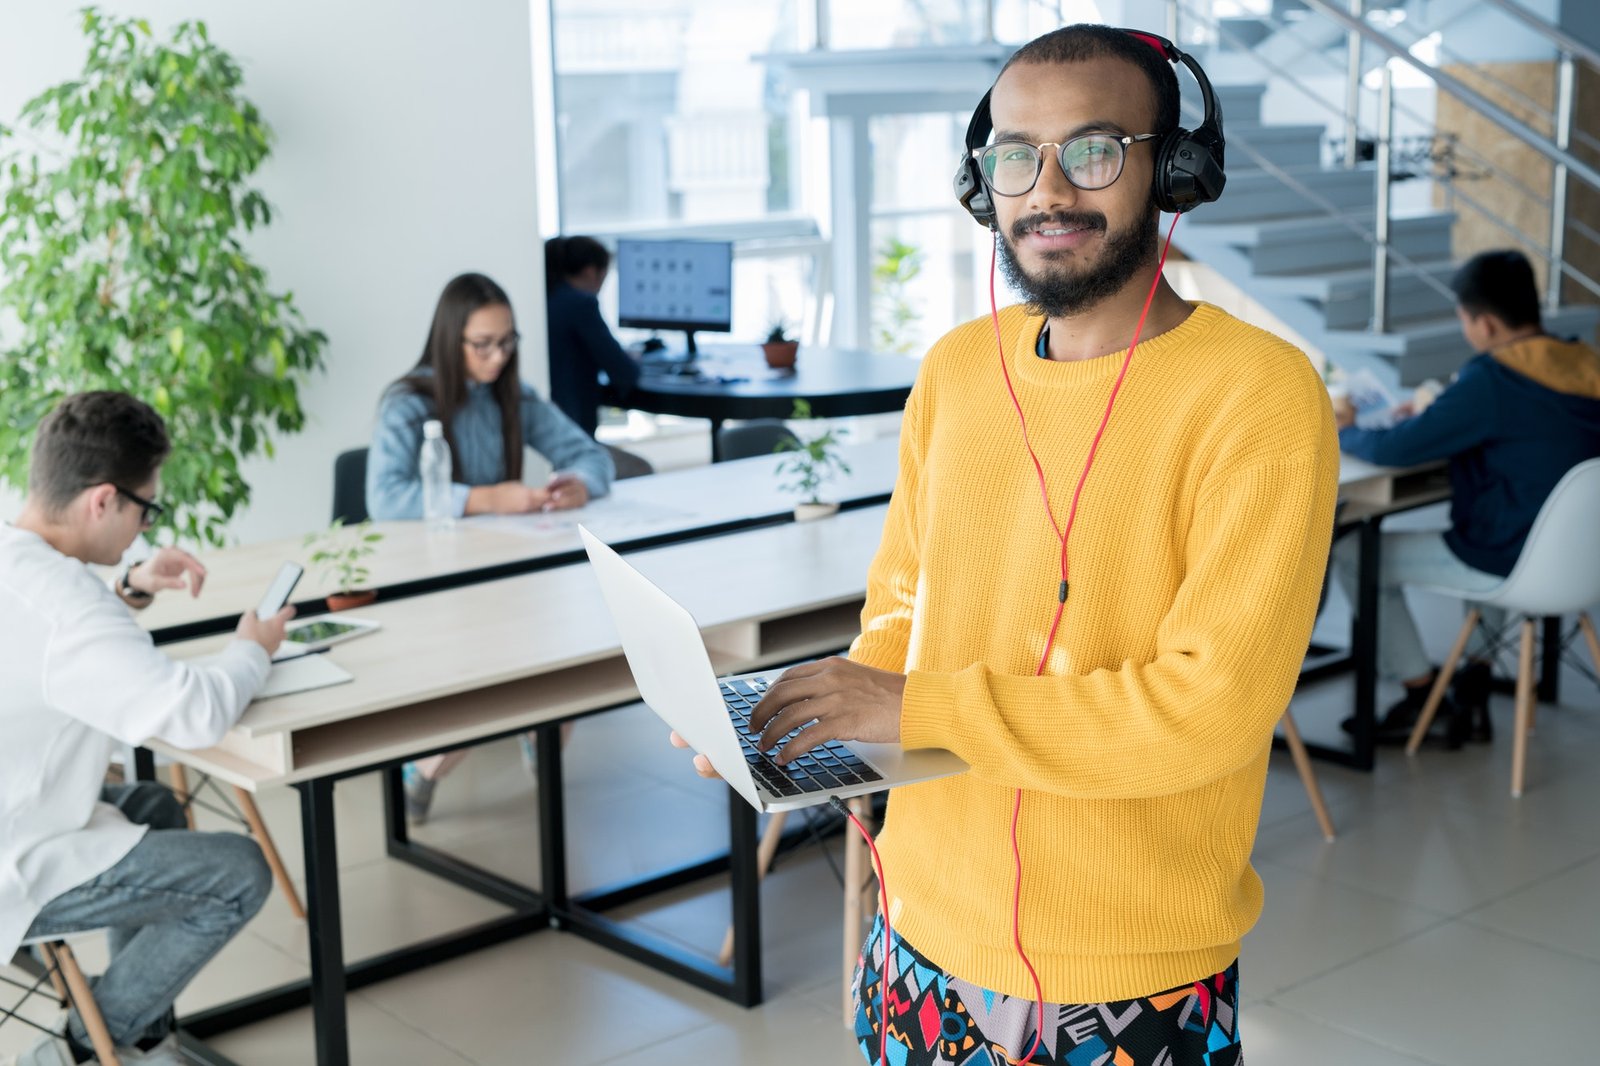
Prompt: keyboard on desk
<box><xmin>719</xmin><ymin>677</ymin><xmax>884</xmax><ymax>798</ymax></box>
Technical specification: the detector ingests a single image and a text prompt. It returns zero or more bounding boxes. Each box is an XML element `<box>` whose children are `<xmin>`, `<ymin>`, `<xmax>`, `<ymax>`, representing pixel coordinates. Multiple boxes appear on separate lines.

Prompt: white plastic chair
<box><xmin>3</xmin><ymin>932</ymin><xmax>119</xmax><ymax>1066</ymax></box>
<box><xmin>1406</xmin><ymin>457</ymin><xmax>1600</xmax><ymax>795</ymax></box>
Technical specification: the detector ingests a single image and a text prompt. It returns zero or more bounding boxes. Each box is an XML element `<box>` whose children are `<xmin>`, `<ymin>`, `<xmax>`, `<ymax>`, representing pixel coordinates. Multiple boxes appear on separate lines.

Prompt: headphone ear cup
<box><xmin>1152</xmin><ymin>127</ymin><xmax>1227</xmax><ymax>215</ymax></box>
<box><xmin>953</xmin><ymin>155</ymin><xmax>997</xmax><ymax>230</ymax></box>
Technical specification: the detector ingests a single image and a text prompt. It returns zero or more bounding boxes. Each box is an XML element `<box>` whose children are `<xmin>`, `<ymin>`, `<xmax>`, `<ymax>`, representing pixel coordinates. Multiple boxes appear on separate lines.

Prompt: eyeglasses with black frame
<box><xmin>114</xmin><ymin>485</ymin><xmax>166</xmax><ymax>528</ymax></box>
<box><xmin>974</xmin><ymin>133</ymin><xmax>1161</xmax><ymax>197</ymax></box>
<box><xmin>462</xmin><ymin>331</ymin><xmax>520</xmax><ymax>358</ymax></box>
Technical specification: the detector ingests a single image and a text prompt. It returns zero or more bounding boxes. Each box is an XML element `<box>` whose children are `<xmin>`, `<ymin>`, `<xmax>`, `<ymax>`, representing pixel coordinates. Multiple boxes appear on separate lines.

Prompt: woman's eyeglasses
<box><xmin>463</xmin><ymin>332</ymin><xmax>520</xmax><ymax>357</ymax></box>
<box><xmin>114</xmin><ymin>485</ymin><xmax>166</xmax><ymax>528</ymax></box>
<box><xmin>974</xmin><ymin>132</ymin><xmax>1160</xmax><ymax>197</ymax></box>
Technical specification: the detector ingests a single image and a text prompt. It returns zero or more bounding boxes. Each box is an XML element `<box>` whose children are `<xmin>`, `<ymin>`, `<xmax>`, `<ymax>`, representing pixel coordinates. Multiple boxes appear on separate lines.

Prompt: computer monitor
<box><xmin>615</xmin><ymin>238</ymin><xmax>733</xmax><ymax>355</ymax></box>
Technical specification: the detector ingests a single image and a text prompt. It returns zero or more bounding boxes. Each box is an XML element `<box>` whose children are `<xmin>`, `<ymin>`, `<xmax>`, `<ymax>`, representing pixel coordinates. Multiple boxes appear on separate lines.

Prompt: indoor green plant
<box><xmin>304</xmin><ymin>519</ymin><xmax>383</xmax><ymax>611</ymax></box>
<box><xmin>0</xmin><ymin>9</ymin><xmax>327</xmax><ymax>546</ymax></box>
<box><xmin>872</xmin><ymin>236</ymin><xmax>923</xmax><ymax>355</ymax></box>
<box><xmin>775</xmin><ymin>399</ymin><xmax>851</xmax><ymax>520</ymax></box>
<box><xmin>761</xmin><ymin>317</ymin><xmax>799</xmax><ymax>369</ymax></box>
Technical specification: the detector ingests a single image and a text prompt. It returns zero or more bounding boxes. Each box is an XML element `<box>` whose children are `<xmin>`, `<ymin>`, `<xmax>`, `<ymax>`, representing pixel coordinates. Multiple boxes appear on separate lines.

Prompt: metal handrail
<box><xmin>1482</xmin><ymin>0</ymin><xmax>1600</xmax><ymax>71</ymax></box>
<box><xmin>1300</xmin><ymin>0</ymin><xmax>1600</xmax><ymax>194</ymax></box>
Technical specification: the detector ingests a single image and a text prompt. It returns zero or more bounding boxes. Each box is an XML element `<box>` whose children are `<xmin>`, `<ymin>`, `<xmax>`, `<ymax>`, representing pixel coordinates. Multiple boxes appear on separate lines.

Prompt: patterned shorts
<box><xmin>851</xmin><ymin>916</ymin><xmax>1242</xmax><ymax>1066</ymax></box>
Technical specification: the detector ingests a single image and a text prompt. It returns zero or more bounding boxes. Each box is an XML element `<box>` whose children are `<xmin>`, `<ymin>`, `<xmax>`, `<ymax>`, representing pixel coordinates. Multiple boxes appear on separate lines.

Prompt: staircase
<box><xmin>1168</xmin><ymin>50</ymin><xmax>1600</xmax><ymax>388</ymax></box>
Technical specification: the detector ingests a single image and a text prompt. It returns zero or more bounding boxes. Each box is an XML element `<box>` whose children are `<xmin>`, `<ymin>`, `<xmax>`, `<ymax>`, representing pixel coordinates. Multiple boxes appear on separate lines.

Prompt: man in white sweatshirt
<box><xmin>2</xmin><ymin>391</ymin><xmax>294</xmax><ymax>1066</ymax></box>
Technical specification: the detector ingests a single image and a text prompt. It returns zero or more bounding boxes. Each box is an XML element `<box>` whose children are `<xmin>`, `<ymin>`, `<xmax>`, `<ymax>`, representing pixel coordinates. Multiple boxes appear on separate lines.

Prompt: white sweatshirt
<box><xmin>0</xmin><ymin>525</ymin><xmax>269</xmax><ymax>960</ymax></box>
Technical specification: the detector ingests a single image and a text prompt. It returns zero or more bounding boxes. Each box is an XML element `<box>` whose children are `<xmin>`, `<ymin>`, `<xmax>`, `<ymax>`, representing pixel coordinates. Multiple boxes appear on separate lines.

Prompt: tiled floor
<box><xmin>5</xmin><ymin>579</ymin><xmax>1598</xmax><ymax>1063</ymax></box>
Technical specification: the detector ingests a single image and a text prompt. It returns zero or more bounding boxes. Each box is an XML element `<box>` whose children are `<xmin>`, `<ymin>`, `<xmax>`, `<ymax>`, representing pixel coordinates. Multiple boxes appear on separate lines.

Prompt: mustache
<box><xmin>1010</xmin><ymin>210</ymin><xmax>1107</xmax><ymax>241</ymax></box>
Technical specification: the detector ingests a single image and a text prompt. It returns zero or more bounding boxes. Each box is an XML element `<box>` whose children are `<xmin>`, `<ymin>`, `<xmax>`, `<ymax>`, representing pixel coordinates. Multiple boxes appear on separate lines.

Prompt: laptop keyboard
<box><xmin>719</xmin><ymin>677</ymin><xmax>884</xmax><ymax>798</ymax></box>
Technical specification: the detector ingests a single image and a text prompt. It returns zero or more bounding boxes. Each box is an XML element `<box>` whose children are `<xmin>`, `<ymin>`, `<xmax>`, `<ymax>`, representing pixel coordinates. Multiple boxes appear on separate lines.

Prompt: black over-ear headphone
<box><xmin>953</xmin><ymin>28</ymin><xmax>1226</xmax><ymax>227</ymax></box>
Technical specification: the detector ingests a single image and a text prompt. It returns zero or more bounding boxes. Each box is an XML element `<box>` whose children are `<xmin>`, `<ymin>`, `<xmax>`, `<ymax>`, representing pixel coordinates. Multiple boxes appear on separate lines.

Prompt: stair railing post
<box><xmin>1344</xmin><ymin>0</ymin><xmax>1364</xmax><ymax>168</ymax></box>
<box><xmin>1166</xmin><ymin>0</ymin><xmax>1178</xmax><ymax>46</ymax></box>
<box><xmin>1548</xmin><ymin>51</ymin><xmax>1575</xmax><ymax>312</ymax></box>
<box><xmin>1372</xmin><ymin>62</ymin><xmax>1394</xmax><ymax>333</ymax></box>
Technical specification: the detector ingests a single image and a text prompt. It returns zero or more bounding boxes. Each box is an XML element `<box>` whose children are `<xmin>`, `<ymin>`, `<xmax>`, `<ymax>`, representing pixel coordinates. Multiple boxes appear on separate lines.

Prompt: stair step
<box><xmin>1223</xmin><ymin>123</ymin><xmax>1327</xmax><ymax>171</ymax></box>
<box><xmin>1212</xmin><ymin>82</ymin><xmax>1267</xmax><ymax>127</ymax></box>
<box><xmin>1197</xmin><ymin>164</ymin><xmax>1374</xmax><ymax>223</ymax></box>
<box><xmin>1241</xmin><ymin>212</ymin><xmax>1455</xmax><ymax>276</ymax></box>
<box><xmin>1320</xmin><ymin>264</ymin><xmax>1460</xmax><ymax>330</ymax></box>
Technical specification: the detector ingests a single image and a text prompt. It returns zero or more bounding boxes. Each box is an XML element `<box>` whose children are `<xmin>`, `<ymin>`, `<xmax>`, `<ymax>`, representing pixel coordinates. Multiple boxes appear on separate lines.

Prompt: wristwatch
<box><xmin>118</xmin><ymin>564</ymin><xmax>154</xmax><ymax>603</ymax></box>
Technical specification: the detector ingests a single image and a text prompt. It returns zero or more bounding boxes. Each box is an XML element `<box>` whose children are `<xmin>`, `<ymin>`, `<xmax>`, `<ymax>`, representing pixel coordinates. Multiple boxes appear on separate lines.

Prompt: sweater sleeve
<box><xmin>848</xmin><ymin>381</ymin><xmax>925</xmax><ymax>672</ymax></box>
<box><xmin>1338</xmin><ymin>358</ymin><xmax>1494</xmax><ymax>466</ymax></box>
<box><xmin>366</xmin><ymin>389</ymin><xmax>471</xmax><ymax>520</ymax></box>
<box><xmin>898</xmin><ymin>441</ymin><xmax>1339</xmax><ymax>800</ymax></box>
<box><xmin>574</xmin><ymin>293</ymin><xmax>641</xmax><ymax>396</ymax></box>
<box><xmin>521</xmin><ymin>388</ymin><xmax>616</xmax><ymax>498</ymax></box>
<box><xmin>42</xmin><ymin>597</ymin><xmax>270</xmax><ymax>750</ymax></box>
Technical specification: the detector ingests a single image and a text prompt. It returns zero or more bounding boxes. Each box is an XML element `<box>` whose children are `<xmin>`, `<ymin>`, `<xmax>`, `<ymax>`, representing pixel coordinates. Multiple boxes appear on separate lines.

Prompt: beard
<box><xmin>996</xmin><ymin>204</ymin><xmax>1159</xmax><ymax>318</ymax></box>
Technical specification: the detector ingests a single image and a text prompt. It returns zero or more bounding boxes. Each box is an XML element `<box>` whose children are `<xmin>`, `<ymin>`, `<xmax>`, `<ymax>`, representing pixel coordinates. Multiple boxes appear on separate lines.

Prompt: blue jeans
<box><xmin>1332</xmin><ymin>530</ymin><xmax>1503</xmax><ymax>683</ymax></box>
<box><xmin>23</xmin><ymin>782</ymin><xmax>272</xmax><ymax>1048</ymax></box>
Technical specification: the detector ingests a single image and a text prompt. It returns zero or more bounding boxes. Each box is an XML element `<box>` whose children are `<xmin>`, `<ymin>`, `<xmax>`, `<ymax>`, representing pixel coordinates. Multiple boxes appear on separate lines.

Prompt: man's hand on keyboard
<box><xmin>668</xmin><ymin>730</ymin><xmax>722</xmax><ymax>780</ymax></box>
<box><xmin>750</xmin><ymin>657</ymin><xmax>904</xmax><ymax>764</ymax></box>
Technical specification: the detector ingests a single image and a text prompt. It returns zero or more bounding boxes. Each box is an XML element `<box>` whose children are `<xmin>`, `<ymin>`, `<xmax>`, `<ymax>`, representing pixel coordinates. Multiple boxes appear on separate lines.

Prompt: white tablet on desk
<box><xmin>276</xmin><ymin>614</ymin><xmax>381</xmax><ymax>654</ymax></box>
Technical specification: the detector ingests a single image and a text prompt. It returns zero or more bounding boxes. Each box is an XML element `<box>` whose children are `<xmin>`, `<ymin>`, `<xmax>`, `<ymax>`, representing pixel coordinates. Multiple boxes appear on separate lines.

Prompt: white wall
<box><xmin>0</xmin><ymin>0</ymin><xmax>546</xmax><ymax>544</ymax></box>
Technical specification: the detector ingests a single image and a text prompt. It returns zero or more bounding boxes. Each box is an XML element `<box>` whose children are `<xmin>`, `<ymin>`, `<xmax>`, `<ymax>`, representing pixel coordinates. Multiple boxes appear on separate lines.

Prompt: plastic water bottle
<box><xmin>420</xmin><ymin>419</ymin><xmax>454</xmax><ymax>531</ymax></box>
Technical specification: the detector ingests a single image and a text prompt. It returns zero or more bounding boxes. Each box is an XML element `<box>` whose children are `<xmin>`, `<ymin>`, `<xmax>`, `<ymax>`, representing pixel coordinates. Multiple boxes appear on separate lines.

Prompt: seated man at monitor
<box><xmin>1</xmin><ymin>391</ymin><xmax>293</xmax><ymax>1066</ymax></box>
<box><xmin>1332</xmin><ymin>249</ymin><xmax>1600</xmax><ymax>743</ymax></box>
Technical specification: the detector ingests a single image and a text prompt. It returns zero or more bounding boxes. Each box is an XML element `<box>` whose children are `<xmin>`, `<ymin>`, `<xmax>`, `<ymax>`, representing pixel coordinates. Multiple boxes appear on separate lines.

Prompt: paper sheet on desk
<box><xmin>254</xmin><ymin>654</ymin><xmax>353</xmax><ymax>701</ymax></box>
<box><xmin>472</xmin><ymin>496</ymin><xmax>693</xmax><ymax>541</ymax></box>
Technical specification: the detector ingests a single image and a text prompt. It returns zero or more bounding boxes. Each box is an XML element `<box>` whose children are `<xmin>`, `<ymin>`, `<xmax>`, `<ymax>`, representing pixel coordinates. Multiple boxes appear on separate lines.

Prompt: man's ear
<box><xmin>83</xmin><ymin>482</ymin><xmax>118</xmax><ymax>521</ymax></box>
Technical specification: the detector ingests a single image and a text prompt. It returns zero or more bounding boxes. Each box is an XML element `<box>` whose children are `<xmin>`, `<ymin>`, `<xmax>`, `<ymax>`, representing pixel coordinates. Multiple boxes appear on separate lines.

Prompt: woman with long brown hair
<box><xmin>367</xmin><ymin>271</ymin><xmax>612</xmax><ymax>520</ymax></box>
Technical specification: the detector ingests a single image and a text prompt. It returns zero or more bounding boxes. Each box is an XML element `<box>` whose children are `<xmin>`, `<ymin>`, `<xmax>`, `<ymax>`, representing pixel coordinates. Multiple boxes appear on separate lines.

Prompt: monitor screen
<box><xmin>615</xmin><ymin>238</ymin><xmax>733</xmax><ymax>334</ymax></box>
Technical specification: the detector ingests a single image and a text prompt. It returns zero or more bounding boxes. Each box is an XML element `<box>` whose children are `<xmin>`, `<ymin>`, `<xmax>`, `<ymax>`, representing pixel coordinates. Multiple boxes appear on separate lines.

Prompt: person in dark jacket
<box><xmin>544</xmin><ymin>236</ymin><xmax>641</xmax><ymax>437</ymax></box>
<box><xmin>1332</xmin><ymin>249</ymin><xmax>1600</xmax><ymax>742</ymax></box>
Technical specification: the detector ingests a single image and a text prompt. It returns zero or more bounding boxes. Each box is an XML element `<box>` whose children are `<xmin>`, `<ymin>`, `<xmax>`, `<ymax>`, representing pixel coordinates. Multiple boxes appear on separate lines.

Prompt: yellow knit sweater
<box><xmin>850</xmin><ymin>301</ymin><xmax>1339</xmax><ymax>1003</ymax></box>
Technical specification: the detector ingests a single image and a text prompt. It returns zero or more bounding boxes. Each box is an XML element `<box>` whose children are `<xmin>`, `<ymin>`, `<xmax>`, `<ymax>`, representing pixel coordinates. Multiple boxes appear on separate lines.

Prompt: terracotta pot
<box><xmin>793</xmin><ymin>501</ymin><xmax>839</xmax><ymax>522</ymax></box>
<box><xmin>326</xmin><ymin>590</ymin><xmax>377</xmax><ymax>612</ymax></box>
<box><xmin>761</xmin><ymin>340</ymin><xmax>799</xmax><ymax>369</ymax></box>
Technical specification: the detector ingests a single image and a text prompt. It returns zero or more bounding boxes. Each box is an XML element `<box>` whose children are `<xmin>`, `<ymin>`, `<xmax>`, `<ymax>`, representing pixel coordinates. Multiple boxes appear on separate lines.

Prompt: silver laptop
<box><xmin>579</xmin><ymin>526</ymin><xmax>968</xmax><ymax>813</ymax></box>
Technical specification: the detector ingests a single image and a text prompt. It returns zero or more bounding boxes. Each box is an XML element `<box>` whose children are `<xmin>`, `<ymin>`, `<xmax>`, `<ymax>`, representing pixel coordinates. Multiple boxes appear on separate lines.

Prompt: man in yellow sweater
<box><xmin>679</xmin><ymin>24</ymin><xmax>1338</xmax><ymax>1065</ymax></box>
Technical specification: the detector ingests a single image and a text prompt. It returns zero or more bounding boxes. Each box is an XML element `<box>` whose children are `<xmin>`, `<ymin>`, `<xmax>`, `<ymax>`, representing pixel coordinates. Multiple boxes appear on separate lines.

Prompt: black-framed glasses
<box><xmin>114</xmin><ymin>485</ymin><xmax>166</xmax><ymax>528</ymax></box>
<box><xmin>463</xmin><ymin>331</ymin><xmax>520</xmax><ymax>357</ymax></box>
<box><xmin>974</xmin><ymin>133</ymin><xmax>1161</xmax><ymax>197</ymax></box>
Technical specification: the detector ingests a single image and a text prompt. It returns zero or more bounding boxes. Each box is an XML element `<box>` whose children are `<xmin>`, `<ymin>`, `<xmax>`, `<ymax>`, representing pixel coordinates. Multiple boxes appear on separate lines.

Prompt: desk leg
<box><xmin>1350</xmin><ymin>519</ymin><xmax>1381</xmax><ymax>772</ymax></box>
<box><xmin>536</xmin><ymin>723</ymin><xmax>568</xmax><ymax>919</ymax></box>
<box><xmin>709</xmin><ymin>418</ymin><xmax>726</xmax><ymax>463</ymax></box>
<box><xmin>297</xmin><ymin>778</ymin><xmax>349</xmax><ymax>1066</ymax></box>
<box><xmin>382</xmin><ymin>766</ymin><xmax>408</xmax><ymax>848</ymax></box>
<box><xmin>133</xmin><ymin>747</ymin><xmax>156</xmax><ymax>783</ymax></box>
<box><xmin>1538</xmin><ymin>615</ymin><xmax>1562</xmax><ymax>704</ymax></box>
<box><xmin>727</xmin><ymin>792</ymin><xmax>762</xmax><ymax>1006</ymax></box>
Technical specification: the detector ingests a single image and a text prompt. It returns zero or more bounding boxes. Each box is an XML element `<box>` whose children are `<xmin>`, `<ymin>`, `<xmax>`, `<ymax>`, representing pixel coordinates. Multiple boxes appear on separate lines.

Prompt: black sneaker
<box><xmin>1342</xmin><ymin>682</ymin><xmax>1465</xmax><ymax>749</ymax></box>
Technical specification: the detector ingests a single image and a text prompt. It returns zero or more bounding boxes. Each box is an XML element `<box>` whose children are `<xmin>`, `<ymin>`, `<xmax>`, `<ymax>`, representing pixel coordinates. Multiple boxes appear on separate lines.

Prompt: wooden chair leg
<box><xmin>235</xmin><ymin>787</ymin><xmax>305</xmax><ymax>919</ymax></box>
<box><xmin>1406</xmin><ymin>609</ymin><xmax>1479</xmax><ymax>756</ymax></box>
<box><xmin>716</xmin><ymin>811</ymin><xmax>788</xmax><ymax>967</ymax></box>
<box><xmin>1582</xmin><ymin>614</ymin><xmax>1600</xmax><ymax>681</ymax></box>
<box><xmin>1280</xmin><ymin>710</ymin><xmax>1336</xmax><ymax>842</ymax></box>
<box><xmin>36</xmin><ymin>941</ymin><xmax>71</xmax><ymax>1005</ymax></box>
<box><xmin>1512</xmin><ymin>619</ymin><xmax>1537</xmax><ymax>797</ymax></box>
<box><xmin>168</xmin><ymin>764</ymin><xmax>197</xmax><ymax>830</ymax></box>
<box><xmin>48</xmin><ymin>942</ymin><xmax>121</xmax><ymax>1066</ymax></box>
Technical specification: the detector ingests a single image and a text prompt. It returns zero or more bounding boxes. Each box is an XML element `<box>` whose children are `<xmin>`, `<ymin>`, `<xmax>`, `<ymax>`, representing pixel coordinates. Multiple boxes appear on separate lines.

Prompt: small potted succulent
<box><xmin>304</xmin><ymin>518</ymin><xmax>383</xmax><ymax>610</ymax></box>
<box><xmin>761</xmin><ymin>318</ymin><xmax>799</xmax><ymax>370</ymax></box>
<box><xmin>775</xmin><ymin>399</ymin><xmax>851</xmax><ymax>521</ymax></box>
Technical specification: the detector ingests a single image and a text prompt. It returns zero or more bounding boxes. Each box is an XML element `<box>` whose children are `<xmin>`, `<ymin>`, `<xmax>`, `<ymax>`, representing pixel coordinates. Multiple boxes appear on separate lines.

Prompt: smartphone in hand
<box><xmin>256</xmin><ymin>562</ymin><xmax>304</xmax><ymax>621</ymax></box>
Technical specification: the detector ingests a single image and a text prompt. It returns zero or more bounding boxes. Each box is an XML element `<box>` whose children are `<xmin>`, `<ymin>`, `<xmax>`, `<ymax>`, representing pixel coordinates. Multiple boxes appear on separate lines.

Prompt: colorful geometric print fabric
<box><xmin>851</xmin><ymin>917</ymin><xmax>1242</xmax><ymax>1066</ymax></box>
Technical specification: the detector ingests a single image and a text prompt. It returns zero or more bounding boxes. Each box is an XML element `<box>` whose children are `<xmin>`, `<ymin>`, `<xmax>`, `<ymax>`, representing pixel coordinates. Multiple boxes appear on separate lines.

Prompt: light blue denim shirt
<box><xmin>366</xmin><ymin>373</ymin><xmax>614</xmax><ymax>520</ymax></box>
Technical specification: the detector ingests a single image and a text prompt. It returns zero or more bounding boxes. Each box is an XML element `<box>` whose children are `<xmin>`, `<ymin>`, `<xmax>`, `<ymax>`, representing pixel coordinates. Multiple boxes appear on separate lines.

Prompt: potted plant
<box><xmin>761</xmin><ymin>318</ymin><xmax>800</xmax><ymax>370</ymax></box>
<box><xmin>0</xmin><ymin>10</ymin><xmax>327</xmax><ymax>546</ymax></box>
<box><xmin>775</xmin><ymin>400</ymin><xmax>852</xmax><ymax>521</ymax></box>
<box><xmin>304</xmin><ymin>519</ymin><xmax>383</xmax><ymax>611</ymax></box>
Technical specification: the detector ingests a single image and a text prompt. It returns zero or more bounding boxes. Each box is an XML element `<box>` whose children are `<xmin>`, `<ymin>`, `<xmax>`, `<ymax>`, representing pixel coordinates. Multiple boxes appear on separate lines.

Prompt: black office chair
<box><xmin>603</xmin><ymin>444</ymin><xmax>654</xmax><ymax>480</ymax></box>
<box><xmin>332</xmin><ymin>448</ymin><xmax>369</xmax><ymax>524</ymax></box>
<box><xmin>716</xmin><ymin>419</ymin><xmax>799</xmax><ymax>461</ymax></box>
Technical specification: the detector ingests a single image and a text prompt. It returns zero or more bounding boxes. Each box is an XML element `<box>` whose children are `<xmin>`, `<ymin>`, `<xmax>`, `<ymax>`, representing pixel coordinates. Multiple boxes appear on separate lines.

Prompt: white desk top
<box><xmin>140</xmin><ymin>437</ymin><xmax>900</xmax><ymax>637</ymax></box>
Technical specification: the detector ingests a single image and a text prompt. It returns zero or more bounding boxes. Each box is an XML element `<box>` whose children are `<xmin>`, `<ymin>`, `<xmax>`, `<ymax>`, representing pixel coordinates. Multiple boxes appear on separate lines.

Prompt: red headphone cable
<box><xmin>987</xmin><ymin>211</ymin><xmax>1183</xmax><ymax>1064</ymax></box>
